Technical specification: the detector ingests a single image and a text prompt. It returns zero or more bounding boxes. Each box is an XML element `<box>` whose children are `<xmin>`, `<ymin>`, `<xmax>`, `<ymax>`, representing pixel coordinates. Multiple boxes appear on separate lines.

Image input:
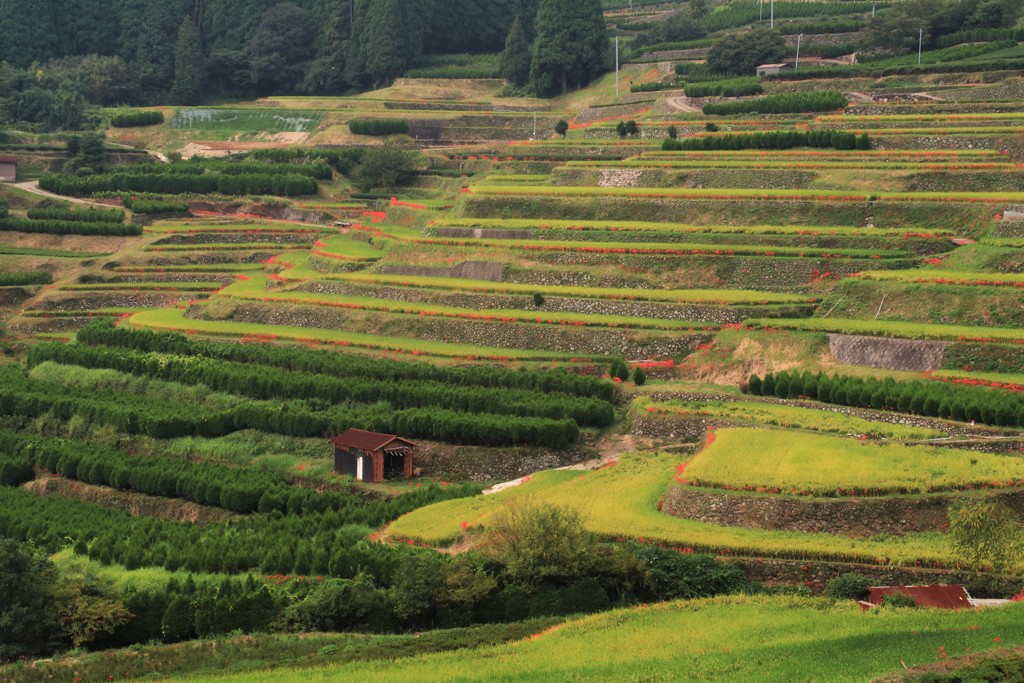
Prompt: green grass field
<box><xmin>172</xmin><ymin>596</ymin><xmax>1024</xmax><ymax>683</ymax></box>
<box><xmin>636</xmin><ymin>399</ymin><xmax>946</xmax><ymax>440</ymax></box>
<box><xmin>683</xmin><ymin>428</ymin><xmax>1024</xmax><ymax>496</ymax></box>
<box><xmin>169</xmin><ymin>109</ymin><xmax>322</xmax><ymax>133</ymax></box>
<box><xmin>857</xmin><ymin>270</ymin><xmax>1024</xmax><ymax>287</ymax></box>
<box><xmin>389</xmin><ymin>451</ymin><xmax>953</xmax><ymax>567</ymax></box>
<box><xmin>60</xmin><ymin>282</ymin><xmax>224</xmax><ymax>291</ymax></box>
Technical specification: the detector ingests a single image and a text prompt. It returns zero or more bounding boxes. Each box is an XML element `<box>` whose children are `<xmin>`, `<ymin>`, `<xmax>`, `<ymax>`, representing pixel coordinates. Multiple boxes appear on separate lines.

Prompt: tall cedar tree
<box><xmin>247</xmin><ymin>3</ymin><xmax>316</xmax><ymax>94</ymax></box>
<box><xmin>0</xmin><ymin>0</ymin><xmax>59</xmax><ymax>67</ymax></box>
<box><xmin>302</xmin><ymin>0</ymin><xmax>352</xmax><ymax>94</ymax></box>
<box><xmin>170</xmin><ymin>16</ymin><xmax>206</xmax><ymax>105</ymax></box>
<box><xmin>499</xmin><ymin>17</ymin><xmax>531</xmax><ymax>87</ymax></box>
<box><xmin>117</xmin><ymin>0</ymin><xmax>187</xmax><ymax>97</ymax></box>
<box><xmin>531</xmin><ymin>0</ymin><xmax>608</xmax><ymax>96</ymax></box>
<box><xmin>362</xmin><ymin>0</ymin><xmax>421</xmax><ymax>87</ymax></box>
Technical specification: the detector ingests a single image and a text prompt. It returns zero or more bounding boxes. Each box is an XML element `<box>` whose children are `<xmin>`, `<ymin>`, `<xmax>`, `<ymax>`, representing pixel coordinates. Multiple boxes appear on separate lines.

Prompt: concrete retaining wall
<box><xmin>828</xmin><ymin>333</ymin><xmax>947</xmax><ymax>371</ymax></box>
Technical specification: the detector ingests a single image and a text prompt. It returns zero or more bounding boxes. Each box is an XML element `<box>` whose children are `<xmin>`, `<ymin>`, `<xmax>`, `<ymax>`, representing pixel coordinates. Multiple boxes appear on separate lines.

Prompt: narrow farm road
<box><xmin>664</xmin><ymin>97</ymin><xmax>700</xmax><ymax>113</ymax></box>
<box><xmin>483</xmin><ymin>433</ymin><xmax>637</xmax><ymax>495</ymax></box>
<box><xmin>12</xmin><ymin>180</ymin><xmax>107</xmax><ymax>206</ymax></box>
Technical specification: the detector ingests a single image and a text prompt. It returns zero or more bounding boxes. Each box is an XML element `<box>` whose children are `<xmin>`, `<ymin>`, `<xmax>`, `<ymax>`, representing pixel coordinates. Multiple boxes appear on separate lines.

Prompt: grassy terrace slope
<box><xmin>178</xmin><ymin>596</ymin><xmax>1024</xmax><ymax>683</ymax></box>
<box><xmin>682</xmin><ymin>428</ymin><xmax>1024</xmax><ymax>496</ymax></box>
<box><xmin>126</xmin><ymin>308</ymin><xmax>584</xmax><ymax>361</ymax></box>
<box><xmin>748</xmin><ymin>317</ymin><xmax>1024</xmax><ymax>343</ymax></box>
<box><xmin>390</xmin><ymin>451</ymin><xmax>954</xmax><ymax>568</ymax></box>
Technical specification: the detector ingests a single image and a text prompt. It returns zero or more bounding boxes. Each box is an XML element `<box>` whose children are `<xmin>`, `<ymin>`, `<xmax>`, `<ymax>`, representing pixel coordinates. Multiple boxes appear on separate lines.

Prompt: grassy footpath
<box><xmin>126</xmin><ymin>308</ymin><xmax>587</xmax><ymax>361</ymax></box>
<box><xmin>389</xmin><ymin>451</ymin><xmax>953</xmax><ymax>567</ymax></box>
<box><xmin>171</xmin><ymin>596</ymin><xmax>1024</xmax><ymax>683</ymax></box>
<box><xmin>683</xmin><ymin>428</ymin><xmax>1024</xmax><ymax>496</ymax></box>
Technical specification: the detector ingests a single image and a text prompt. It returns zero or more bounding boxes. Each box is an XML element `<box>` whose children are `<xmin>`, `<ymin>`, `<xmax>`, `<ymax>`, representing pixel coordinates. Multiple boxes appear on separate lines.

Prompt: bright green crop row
<box><xmin>747</xmin><ymin>317</ymin><xmax>1024</xmax><ymax>343</ymax></box>
<box><xmin>113</xmin><ymin>263</ymin><xmax>266</xmax><ymax>272</ymax></box>
<box><xmin>389</xmin><ymin>451</ymin><xmax>953</xmax><ymax>567</ymax></box>
<box><xmin>562</xmin><ymin>159</ymin><xmax>1015</xmax><ymax>170</ymax></box>
<box><xmin>684</xmin><ymin>428</ymin><xmax>1024</xmax><ymax>496</ymax></box>
<box><xmin>638</xmin><ymin>149</ymin><xmax>998</xmax><ymax>159</ymax></box>
<box><xmin>126</xmin><ymin>308</ymin><xmax>585</xmax><ymax>361</ymax></box>
<box><xmin>145</xmin><ymin>222</ymin><xmax>328</xmax><ymax>234</ymax></box>
<box><xmin>304</xmin><ymin>272</ymin><xmax>813</xmax><ymax>306</ymax></box>
<box><xmin>932</xmin><ymin>369</ymin><xmax>1024</xmax><ymax>387</ymax></box>
<box><xmin>818</xmin><ymin>112</ymin><xmax>1024</xmax><ymax>123</ymax></box>
<box><xmin>143</xmin><ymin>243</ymin><xmax>297</xmax><ymax>252</ymax></box>
<box><xmin>180</xmin><ymin>596</ymin><xmax>1024</xmax><ymax>683</ymax></box>
<box><xmin>433</xmin><ymin>218</ymin><xmax>952</xmax><ymax>238</ymax></box>
<box><xmin>471</xmin><ymin>185</ymin><xmax>1024</xmax><ymax>203</ymax></box>
<box><xmin>0</xmin><ymin>246</ymin><xmax>111</xmax><ymax>258</ymax></box>
<box><xmin>221</xmin><ymin>276</ymin><xmax>713</xmax><ymax>332</ymax></box>
<box><xmin>634</xmin><ymin>398</ymin><xmax>945</xmax><ymax>440</ymax></box>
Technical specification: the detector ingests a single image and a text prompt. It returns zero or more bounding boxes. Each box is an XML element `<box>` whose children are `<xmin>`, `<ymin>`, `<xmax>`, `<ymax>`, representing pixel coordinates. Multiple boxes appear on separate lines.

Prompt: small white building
<box><xmin>756</xmin><ymin>63</ymin><xmax>791</xmax><ymax>77</ymax></box>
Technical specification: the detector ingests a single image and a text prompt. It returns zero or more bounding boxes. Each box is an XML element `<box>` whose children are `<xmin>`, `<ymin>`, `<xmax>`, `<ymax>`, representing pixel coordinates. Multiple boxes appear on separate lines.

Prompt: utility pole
<box><xmin>918</xmin><ymin>28</ymin><xmax>923</xmax><ymax>65</ymax></box>
<box><xmin>533</xmin><ymin>113</ymin><xmax>537</xmax><ymax>138</ymax></box>
<box><xmin>760</xmin><ymin>0</ymin><xmax>763</xmax><ymax>23</ymax></box>
<box><xmin>872</xmin><ymin>2</ymin><xmax>875</xmax><ymax>17</ymax></box>
<box><xmin>795</xmin><ymin>34</ymin><xmax>802</xmax><ymax>70</ymax></box>
<box><xmin>770</xmin><ymin>0</ymin><xmax>774</xmax><ymax>29</ymax></box>
<box><xmin>615</xmin><ymin>36</ymin><xmax>620</xmax><ymax>98</ymax></box>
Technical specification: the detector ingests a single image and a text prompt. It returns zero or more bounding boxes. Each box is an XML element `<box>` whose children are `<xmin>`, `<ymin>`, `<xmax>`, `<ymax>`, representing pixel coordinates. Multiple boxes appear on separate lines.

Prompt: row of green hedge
<box><xmin>748</xmin><ymin>370</ymin><xmax>1024</xmax><ymax>427</ymax></box>
<box><xmin>29</xmin><ymin>342</ymin><xmax>614</xmax><ymax>427</ymax></box>
<box><xmin>27</xmin><ymin>207</ymin><xmax>125</xmax><ymax>223</ymax></box>
<box><xmin>0</xmin><ymin>217</ymin><xmax>141</xmax><ymax>236</ymax></box>
<box><xmin>684</xmin><ymin>77</ymin><xmax>762</xmax><ymax>98</ymax></box>
<box><xmin>0</xmin><ymin>270</ymin><xmax>52</xmax><ymax>286</ymax></box>
<box><xmin>78</xmin><ymin>320</ymin><xmax>613</xmax><ymax>400</ymax></box>
<box><xmin>110</xmin><ymin>110</ymin><xmax>165</xmax><ymax>127</ymax></box>
<box><xmin>703</xmin><ymin>91</ymin><xmax>848</xmax><ymax>116</ymax></box>
<box><xmin>39</xmin><ymin>172</ymin><xmax>318</xmax><ymax>198</ymax></box>
<box><xmin>125</xmin><ymin>198</ymin><xmax>190</xmax><ymax>214</ymax></box>
<box><xmin>662</xmin><ymin>130</ymin><xmax>868</xmax><ymax>152</ymax></box>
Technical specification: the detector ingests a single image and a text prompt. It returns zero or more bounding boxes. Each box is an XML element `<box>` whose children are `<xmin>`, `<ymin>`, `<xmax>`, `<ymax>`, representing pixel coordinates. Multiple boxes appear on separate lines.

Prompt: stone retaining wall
<box><xmin>663</xmin><ymin>487</ymin><xmax>1024</xmax><ymax>537</ymax></box>
<box><xmin>828</xmin><ymin>333</ymin><xmax>947</xmax><ymax>372</ymax></box>
<box><xmin>380</xmin><ymin>260</ymin><xmax>505</xmax><ymax>282</ymax></box>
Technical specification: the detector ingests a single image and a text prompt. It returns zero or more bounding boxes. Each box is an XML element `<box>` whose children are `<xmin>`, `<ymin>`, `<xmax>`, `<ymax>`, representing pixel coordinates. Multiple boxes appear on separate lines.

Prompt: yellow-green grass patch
<box><xmin>172</xmin><ymin>596</ymin><xmax>1024</xmax><ymax>683</ymax></box>
<box><xmin>683</xmin><ymin>428</ymin><xmax>1024</xmax><ymax>496</ymax></box>
<box><xmin>747</xmin><ymin>317</ymin><xmax>1024</xmax><ymax>343</ymax></box>
<box><xmin>389</xmin><ymin>451</ymin><xmax>953</xmax><ymax>567</ymax></box>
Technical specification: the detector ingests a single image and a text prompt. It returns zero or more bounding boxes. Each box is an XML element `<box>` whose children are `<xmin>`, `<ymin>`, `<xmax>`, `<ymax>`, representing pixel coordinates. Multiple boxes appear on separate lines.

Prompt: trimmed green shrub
<box><xmin>703</xmin><ymin>91</ymin><xmax>848</xmax><ymax>115</ymax></box>
<box><xmin>27</xmin><ymin>207</ymin><xmax>125</xmax><ymax>223</ymax></box>
<box><xmin>685</xmin><ymin>77</ymin><xmax>762</xmax><ymax>98</ymax></box>
<box><xmin>0</xmin><ymin>217</ymin><xmax>141</xmax><ymax>236</ymax></box>
<box><xmin>662</xmin><ymin>130</ymin><xmax>862</xmax><ymax>152</ymax></box>
<box><xmin>110</xmin><ymin>110</ymin><xmax>165</xmax><ymax>127</ymax></box>
<box><xmin>127</xmin><ymin>199</ymin><xmax>189</xmax><ymax>214</ymax></box>
<box><xmin>824</xmin><ymin>573</ymin><xmax>872</xmax><ymax>600</ymax></box>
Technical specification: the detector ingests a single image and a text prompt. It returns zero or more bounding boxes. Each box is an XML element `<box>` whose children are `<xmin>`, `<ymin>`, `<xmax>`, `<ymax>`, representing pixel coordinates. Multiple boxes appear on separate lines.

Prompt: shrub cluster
<box><xmin>935</xmin><ymin>28</ymin><xmax>1024</xmax><ymax>49</ymax></box>
<box><xmin>0</xmin><ymin>200</ymin><xmax>7</xmax><ymax>218</ymax></box>
<box><xmin>110</xmin><ymin>110</ymin><xmax>165</xmax><ymax>127</ymax></box>
<box><xmin>77</xmin><ymin>320</ymin><xmax>613</xmax><ymax>400</ymax></box>
<box><xmin>27</xmin><ymin>207</ymin><xmax>125</xmax><ymax>223</ymax></box>
<box><xmin>747</xmin><ymin>370</ymin><xmax>1024</xmax><ymax>427</ymax></box>
<box><xmin>0</xmin><ymin>270</ymin><xmax>52</xmax><ymax>286</ymax></box>
<box><xmin>3</xmin><ymin>362</ymin><xmax>581</xmax><ymax>448</ymax></box>
<box><xmin>246</xmin><ymin>147</ymin><xmax>365</xmax><ymax>174</ymax></box>
<box><xmin>685</xmin><ymin>77</ymin><xmax>762</xmax><ymax>98</ymax></box>
<box><xmin>630</xmin><ymin>82</ymin><xmax>682</xmax><ymax>93</ymax></box>
<box><xmin>126</xmin><ymin>199</ymin><xmax>189</xmax><ymax>214</ymax></box>
<box><xmin>39</xmin><ymin>172</ymin><xmax>318</xmax><ymax>198</ymax></box>
<box><xmin>703</xmin><ymin>91</ymin><xmax>848</xmax><ymax>115</ymax></box>
<box><xmin>0</xmin><ymin>217</ymin><xmax>141</xmax><ymax>236</ymax></box>
<box><xmin>349</xmin><ymin>119</ymin><xmax>410</xmax><ymax>136</ymax></box>
<box><xmin>662</xmin><ymin>130</ymin><xmax>867</xmax><ymax>152</ymax></box>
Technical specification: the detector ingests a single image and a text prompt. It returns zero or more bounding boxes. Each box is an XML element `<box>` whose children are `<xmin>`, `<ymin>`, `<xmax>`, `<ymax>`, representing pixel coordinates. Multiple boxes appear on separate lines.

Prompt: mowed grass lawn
<box><xmin>389</xmin><ymin>451</ymin><xmax>954</xmax><ymax>567</ymax></box>
<box><xmin>174</xmin><ymin>596</ymin><xmax>1024</xmax><ymax>683</ymax></box>
<box><xmin>684</xmin><ymin>428</ymin><xmax>1024</xmax><ymax>496</ymax></box>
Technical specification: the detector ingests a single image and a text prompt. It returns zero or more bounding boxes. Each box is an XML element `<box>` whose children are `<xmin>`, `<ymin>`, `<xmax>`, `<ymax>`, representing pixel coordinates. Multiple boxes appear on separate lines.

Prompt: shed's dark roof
<box><xmin>331</xmin><ymin>428</ymin><xmax>416</xmax><ymax>451</ymax></box>
<box><xmin>868</xmin><ymin>585</ymin><xmax>972</xmax><ymax>610</ymax></box>
<box><xmin>0</xmin><ymin>156</ymin><xmax>16</xmax><ymax>163</ymax></box>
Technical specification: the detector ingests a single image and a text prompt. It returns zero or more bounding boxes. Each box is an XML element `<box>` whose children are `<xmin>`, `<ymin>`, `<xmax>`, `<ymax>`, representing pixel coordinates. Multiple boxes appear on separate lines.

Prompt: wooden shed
<box><xmin>331</xmin><ymin>428</ymin><xmax>416</xmax><ymax>483</ymax></box>
<box><xmin>864</xmin><ymin>585</ymin><xmax>973</xmax><ymax>610</ymax></box>
<box><xmin>0</xmin><ymin>156</ymin><xmax>16</xmax><ymax>182</ymax></box>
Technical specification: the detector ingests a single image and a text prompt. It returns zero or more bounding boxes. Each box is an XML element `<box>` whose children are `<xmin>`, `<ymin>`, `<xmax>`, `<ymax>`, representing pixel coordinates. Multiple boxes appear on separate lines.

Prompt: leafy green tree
<box><xmin>248</xmin><ymin>3</ymin><xmax>316</xmax><ymax>94</ymax></box>
<box><xmin>484</xmin><ymin>499</ymin><xmax>599</xmax><ymax>588</ymax></box>
<box><xmin>632</xmin><ymin>367</ymin><xmax>646</xmax><ymax>386</ymax></box>
<box><xmin>0</xmin><ymin>539</ymin><xmax>64</xmax><ymax>660</ymax></box>
<box><xmin>170</xmin><ymin>16</ymin><xmax>206</xmax><ymax>105</ymax></box>
<box><xmin>352</xmin><ymin>142</ymin><xmax>414</xmax><ymax>191</ymax></box>
<box><xmin>361</xmin><ymin>0</ymin><xmax>421</xmax><ymax>87</ymax></box>
<box><xmin>864</xmin><ymin>0</ymin><xmax>940</xmax><ymax>53</ymax></box>
<box><xmin>707</xmin><ymin>29</ymin><xmax>786</xmax><ymax>75</ymax></box>
<box><xmin>303</xmin><ymin>0</ymin><xmax>352</xmax><ymax>94</ymax></box>
<box><xmin>624</xmin><ymin>120</ymin><xmax>639</xmax><ymax>137</ymax></box>
<box><xmin>0</xmin><ymin>0</ymin><xmax>59</xmax><ymax>68</ymax></box>
<box><xmin>554</xmin><ymin>119</ymin><xmax>568</xmax><ymax>137</ymax></box>
<box><xmin>116</xmin><ymin>0</ymin><xmax>185</xmax><ymax>98</ymax></box>
<box><xmin>499</xmin><ymin>16</ymin><xmax>531</xmax><ymax>87</ymax></box>
<box><xmin>531</xmin><ymin>0</ymin><xmax>608</xmax><ymax>96</ymax></box>
<box><xmin>949</xmin><ymin>499</ymin><xmax>1024</xmax><ymax>574</ymax></box>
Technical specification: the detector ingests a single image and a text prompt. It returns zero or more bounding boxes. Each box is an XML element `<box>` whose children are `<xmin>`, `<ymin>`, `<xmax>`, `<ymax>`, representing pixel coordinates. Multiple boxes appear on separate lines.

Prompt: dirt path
<box><xmin>483</xmin><ymin>433</ymin><xmax>637</xmax><ymax>495</ymax></box>
<box><xmin>664</xmin><ymin>97</ymin><xmax>700</xmax><ymax>113</ymax></box>
<box><xmin>12</xmin><ymin>180</ymin><xmax>113</xmax><ymax>207</ymax></box>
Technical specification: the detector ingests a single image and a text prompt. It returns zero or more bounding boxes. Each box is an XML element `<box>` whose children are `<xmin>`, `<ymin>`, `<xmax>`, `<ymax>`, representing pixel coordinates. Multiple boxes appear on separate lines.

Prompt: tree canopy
<box><xmin>531</xmin><ymin>0</ymin><xmax>608</xmax><ymax>96</ymax></box>
<box><xmin>707</xmin><ymin>29</ymin><xmax>787</xmax><ymax>75</ymax></box>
